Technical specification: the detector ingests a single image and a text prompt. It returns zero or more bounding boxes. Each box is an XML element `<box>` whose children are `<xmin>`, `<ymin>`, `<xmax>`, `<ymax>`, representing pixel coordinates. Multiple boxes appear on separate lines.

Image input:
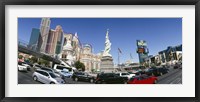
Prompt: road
<box><xmin>18</xmin><ymin>68</ymin><xmax>92</xmax><ymax>84</ymax></box>
<box><xmin>18</xmin><ymin>67</ymin><xmax>182</xmax><ymax>84</ymax></box>
<box><xmin>157</xmin><ymin>68</ymin><xmax>182</xmax><ymax>84</ymax></box>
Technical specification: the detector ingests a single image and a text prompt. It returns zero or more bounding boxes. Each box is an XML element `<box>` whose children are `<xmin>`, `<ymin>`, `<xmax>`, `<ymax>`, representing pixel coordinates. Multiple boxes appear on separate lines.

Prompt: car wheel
<box><xmin>90</xmin><ymin>79</ymin><xmax>94</xmax><ymax>83</ymax></box>
<box><xmin>33</xmin><ymin>76</ymin><xmax>37</xmax><ymax>81</ymax></box>
<box><xmin>96</xmin><ymin>81</ymin><xmax>101</xmax><ymax>84</ymax></box>
<box><xmin>154</xmin><ymin>80</ymin><xmax>157</xmax><ymax>84</ymax></box>
<box><xmin>50</xmin><ymin>82</ymin><xmax>55</xmax><ymax>84</ymax></box>
<box><xmin>75</xmin><ymin>78</ymin><xmax>78</xmax><ymax>82</ymax></box>
<box><xmin>124</xmin><ymin>81</ymin><xmax>127</xmax><ymax>84</ymax></box>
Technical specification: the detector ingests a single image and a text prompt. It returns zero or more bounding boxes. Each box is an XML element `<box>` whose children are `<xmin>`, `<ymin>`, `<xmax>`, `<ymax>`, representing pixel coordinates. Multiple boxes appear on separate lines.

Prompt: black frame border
<box><xmin>0</xmin><ymin>0</ymin><xmax>199</xmax><ymax>102</ymax></box>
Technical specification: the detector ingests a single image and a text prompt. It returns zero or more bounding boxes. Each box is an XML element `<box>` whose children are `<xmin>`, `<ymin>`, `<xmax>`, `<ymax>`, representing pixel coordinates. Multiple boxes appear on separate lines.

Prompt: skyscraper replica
<box><xmin>40</xmin><ymin>18</ymin><xmax>51</xmax><ymax>53</ymax></box>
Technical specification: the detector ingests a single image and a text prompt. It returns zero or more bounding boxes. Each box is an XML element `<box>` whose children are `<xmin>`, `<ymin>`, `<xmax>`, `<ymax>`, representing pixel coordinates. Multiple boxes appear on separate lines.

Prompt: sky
<box><xmin>18</xmin><ymin>18</ymin><xmax>182</xmax><ymax>65</ymax></box>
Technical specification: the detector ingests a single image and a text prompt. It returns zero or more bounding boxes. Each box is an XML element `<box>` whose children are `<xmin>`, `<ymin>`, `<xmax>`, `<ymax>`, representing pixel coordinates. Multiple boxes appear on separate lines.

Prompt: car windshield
<box><xmin>122</xmin><ymin>73</ymin><xmax>129</xmax><ymax>75</ymax></box>
<box><xmin>36</xmin><ymin>65</ymin><xmax>41</xmax><ymax>67</ymax></box>
<box><xmin>49</xmin><ymin>73</ymin><xmax>57</xmax><ymax>78</ymax></box>
<box><xmin>62</xmin><ymin>71</ymin><xmax>69</xmax><ymax>74</ymax></box>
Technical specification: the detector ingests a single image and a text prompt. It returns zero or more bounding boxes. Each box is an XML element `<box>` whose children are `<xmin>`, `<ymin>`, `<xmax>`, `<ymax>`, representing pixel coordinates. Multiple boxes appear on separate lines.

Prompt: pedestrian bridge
<box><xmin>18</xmin><ymin>39</ymin><xmax>60</xmax><ymax>64</ymax></box>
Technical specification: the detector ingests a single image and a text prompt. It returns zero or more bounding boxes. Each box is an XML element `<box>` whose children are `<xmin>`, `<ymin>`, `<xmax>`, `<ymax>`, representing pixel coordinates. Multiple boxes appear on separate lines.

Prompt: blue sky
<box><xmin>18</xmin><ymin>18</ymin><xmax>182</xmax><ymax>64</ymax></box>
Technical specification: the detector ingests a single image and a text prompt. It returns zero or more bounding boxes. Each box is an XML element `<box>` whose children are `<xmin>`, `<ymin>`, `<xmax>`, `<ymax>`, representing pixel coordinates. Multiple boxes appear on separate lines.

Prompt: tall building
<box><xmin>45</xmin><ymin>25</ymin><xmax>64</xmax><ymax>56</ymax></box>
<box><xmin>55</xmin><ymin>25</ymin><xmax>64</xmax><ymax>55</ymax></box>
<box><xmin>46</xmin><ymin>29</ymin><xmax>55</xmax><ymax>55</ymax></box>
<box><xmin>28</xmin><ymin>28</ymin><xmax>41</xmax><ymax>51</ymax></box>
<box><xmin>40</xmin><ymin>18</ymin><xmax>51</xmax><ymax>53</ymax></box>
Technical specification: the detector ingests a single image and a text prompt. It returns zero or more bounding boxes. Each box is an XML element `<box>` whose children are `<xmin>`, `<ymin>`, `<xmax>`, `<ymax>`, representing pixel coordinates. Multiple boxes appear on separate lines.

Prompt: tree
<box><xmin>74</xmin><ymin>60</ymin><xmax>85</xmax><ymax>71</ymax></box>
<box><xmin>18</xmin><ymin>55</ymin><xmax>23</xmax><ymax>59</ymax></box>
<box><xmin>30</xmin><ymin>56</ymin><xmax>38</xmax><ymax>63</ymax></box>
<box><xmin>38</xmin><ymin>58</ymin><xmax>50</xmax><ymax>66</ymax></box>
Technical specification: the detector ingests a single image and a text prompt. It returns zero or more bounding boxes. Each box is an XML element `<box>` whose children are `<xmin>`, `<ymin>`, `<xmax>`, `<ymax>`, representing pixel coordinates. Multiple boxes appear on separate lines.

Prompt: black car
<box><xmin>135</xmin><ymin>70</ymin><xmax>146</xmax><ymax>75</ymax></box>
<box><xmin>71</xmin><ymin>72</ymin><xmax>95</xmax><ymax>83</ymax></box>
<box><xmin>174</xmin><ymin>63</ymin><xmax>181</xmax><ymax>69</ymax></box>
<box><xmin>95</xmin><ymin>73</ymin><xmax>128</xmax><ymax>84</ymax></box>
<box><xmin>146</xmin><ymin>67</ymin><xmax>169</xmax><ymax>76</ymax></box>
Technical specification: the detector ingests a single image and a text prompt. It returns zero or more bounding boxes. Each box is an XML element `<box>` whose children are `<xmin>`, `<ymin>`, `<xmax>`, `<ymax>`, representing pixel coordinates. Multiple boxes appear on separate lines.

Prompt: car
<box><xmin>18</xmin><ymin>61</ymin><xmax>27</xmax><ymax>71</ymax></box>
<box><xmin>145</xmin><ymin>67</ymin><xmax>169</xmax><ymax>76</ymax></box>
<box><xmin>59</xmin><ymin>70</ymin><xmax>73</xmax><ymax>78</ymax></box>
<box><xmin>95</xmin><ymin>73</ymin><xmax>128</xmax><ymax>84</ymax></box>
<box><xmin>54</xmin><ymin>64</ymin><xmax>75</xmax><ymax>74</ymax></box>
<box><xmin>128</xmin><ymin>72</ymin><xmax>136</xmax><ymax>77</ymax></box>
<box><xmin>71</xmin><ymin>72</ymin><xmax>95</xmax><ymax>83</ymax></box>
<box><xmin>127</xmin><ymin>74</ymin><xmax>158</xmax><ymax>84</ymax></box>
<box><xmin>32</xmin><ymin>69</ymin><xmax>65</xmax><ymax>84</ymax></box>
<box><xmin>174</xmin><ymin>63</ymin><xmax>181</xmax><ymax>69</ymax></box>
<box><xmin>33</xmin><ymin>64</ymin><xmax>42</xmax><ymax>69</ymax></box>
<box><xmin>135</xmin><ymin>70</ymin><xmax>146</xmax><ymax>76</ymax></box>
<box><xmin>21</xmin><ymin>62</ymin><xmax>31</xmax><ymax>71</ymax></box>
<box><xmin>115</xmin><ymin>72</ymin><xmax>133</xmax><ymax>79</ymax></box>
<box><xmin>157</xmin><ymin>67</ymin><xmax>169</xmax><ymax>75</ymax></box>
<box><xmin>39</xmin><ymin>67</ymin><xmax>62</xmax><ymax>78</ymax></box>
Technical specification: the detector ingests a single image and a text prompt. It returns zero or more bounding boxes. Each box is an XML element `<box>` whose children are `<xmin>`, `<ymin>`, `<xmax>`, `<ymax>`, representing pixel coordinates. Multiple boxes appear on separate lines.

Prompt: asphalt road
<box><xmin>18</xmin><ymin>67</ymin><xmax>182</xmax><ymax>84</ymax></box>
<box><xmin>18</xmin><ymin>68</ymin><xmax>93</xmax><ymax>84</ymax></box>
<box><xmin>157</xmin><ymin>68</ymin><xmax>182</xmax><ymax>84</ymax></box>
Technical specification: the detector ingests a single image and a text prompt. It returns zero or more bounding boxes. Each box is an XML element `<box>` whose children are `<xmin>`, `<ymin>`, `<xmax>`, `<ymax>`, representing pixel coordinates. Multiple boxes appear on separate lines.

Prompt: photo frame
<box><xmin>0</xmin><ymin>0</ymin><xmax>199</xmax><ymax>102</ymax></box>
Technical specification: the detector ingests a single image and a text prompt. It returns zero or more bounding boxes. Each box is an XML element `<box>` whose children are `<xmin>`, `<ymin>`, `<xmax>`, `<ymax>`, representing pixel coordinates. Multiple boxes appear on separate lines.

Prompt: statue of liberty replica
<box><xmin>100</xmin><ymin>29</ymin><xmax>114</xmax><ymax>72</ymax></box>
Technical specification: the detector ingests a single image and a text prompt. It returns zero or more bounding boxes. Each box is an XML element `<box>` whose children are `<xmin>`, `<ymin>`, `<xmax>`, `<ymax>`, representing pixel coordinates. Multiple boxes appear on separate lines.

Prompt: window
<box><xmin>49</xmin><ymin>73</ymin><xmax>56</xmax><ymax>78</ymax></box>
<box><xmin>122</xmin><ymin>73</ymin><xmax>129</xmax><ymax>75</ymax></box>
<box><xmin>36</xmin><ymin>70</ymin><xmax>43</xmax><ymax>75</ymax></box>
<box><xmin>56</xmin><ymin>66</ymin><xmax>64</xmax><ymax>70</ymax></box>
<box><xmin>44</xmin><ymin>72</ymin><xmax>49</xmax><ymax>76</ymax></box>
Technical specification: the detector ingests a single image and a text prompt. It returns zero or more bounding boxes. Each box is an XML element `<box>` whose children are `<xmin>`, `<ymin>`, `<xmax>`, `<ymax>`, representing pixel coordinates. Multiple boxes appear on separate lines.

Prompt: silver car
<box><xmin>32</xmin><ymin>69</ymin><xmax>65</xmax><ymax>84</ymax></box>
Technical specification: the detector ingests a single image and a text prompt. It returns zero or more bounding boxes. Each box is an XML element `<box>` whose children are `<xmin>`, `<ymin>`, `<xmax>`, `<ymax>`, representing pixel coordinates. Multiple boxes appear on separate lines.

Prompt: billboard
<box><xmin>136</xmin><ymin>40</ymin><xmax>149</xmax><ymax>63</ymax></box>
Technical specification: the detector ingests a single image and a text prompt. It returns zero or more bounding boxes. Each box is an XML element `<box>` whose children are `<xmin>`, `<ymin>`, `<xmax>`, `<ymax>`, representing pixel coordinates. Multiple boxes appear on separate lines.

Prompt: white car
<box><xmin>54</xmin><ymin>64</ymin><xmax>74</xmax><ymax>74</ymax></box>
<box><xmin>33</xmin><ymin>64</ymin><xmax>42</xmax><ymax>69</ymax></box>
<box><xmin>115</xmin><ymin>72</ymin><xmax>133</xmax><ymax>79</ymax></box>
<box><xmin>39</xmin><ymin>67</ymin><xmax>62</xmax><ymax>78</ymax></box>
<box><xmin>32</xmin><ymin>69</ymin><xmax>65</xmax><ymax>84</ymax></box>
<box><xmin>21</xmin><ymin>62</ymin><xmax>31</xmax><ymax>71</ymax></box>
<box><xmin>18</xmin><ymin>62</ymin><xmax>27</xmax><ymax>71</ymax></box>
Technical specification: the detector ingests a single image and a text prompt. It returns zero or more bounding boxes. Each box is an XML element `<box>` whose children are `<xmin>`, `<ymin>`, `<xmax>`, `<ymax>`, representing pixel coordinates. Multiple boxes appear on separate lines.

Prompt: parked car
<box><xmin>33</xmin><ymin>64</ymin><xmax>42</xmax><ymax>69</ymax></box>
<box><xmin>95</xmin><ymin>73</ymin><xmax>128</xmax><ymax>84</ymax></box>
<box><xmin>39</xmin><ymin>67</ymin><xmax>62</xmax><ymax>78</ymax></box>
<box><xmin>146</xmin><ymin>67</ymin><xmax>169</xmax><ymax>76</ymax></box>
<box><xmin>127</xmin><ymin>74</ymin><xmax>158</xmax><ymax>84</ymax></box>
<box><xmin>71</xmin><ymin>72</ymin><xmax>95</xmax><ymax>83</ymax></box>
<box><xmin>59</xmin><ymin>70</ymin><xmax>73</xmax><ymax>78</ymax></box>
<box><xmin>174</xmin><ymin>63</ymin><xmax>181</xmax><ymax>69</ymax></box>
<box><xmin>21</xmin><ymin>62</ymin><xmax>31</xmax><ymax>71</ymax></box>
<box><xmin>18</xmin><ymin>61</ymin><xmax>27</xmax><ymax>71</ymax></box>
<box><xmin>128</xmin><ymin>72</ymin><xmax>136</xmax><ymax>77</ymax></box>
<box><xmin>135</xmin><ymin>70</ymin><xmax>146</xmax><ymax>76</ymax></box>
<box><xmin>115</xmin><ymin>72</ymin><xmax>132</xmax><ymax>79</ymax></box>
<box><xmin>54</xmin><ymin>64</ymin><xmax>75</xmax><ymax>74</ymax></box>
<box><xmin>32</xmin><ymin>69</ymin><xmax>65</xmax><ymax>84</ymax></box>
